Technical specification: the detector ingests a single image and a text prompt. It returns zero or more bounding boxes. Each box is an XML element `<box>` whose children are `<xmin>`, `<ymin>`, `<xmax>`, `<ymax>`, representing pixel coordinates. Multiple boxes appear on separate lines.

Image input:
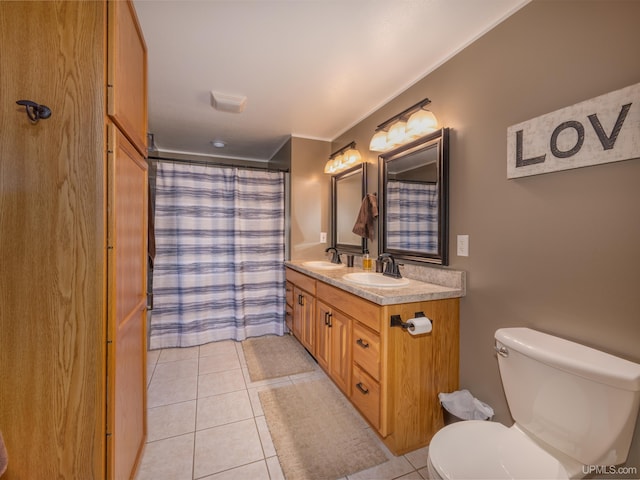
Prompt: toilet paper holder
<box><xmin>390</xmin><ymin>311</ymin><xmax>427</xmax><ymax>329</ymax></box>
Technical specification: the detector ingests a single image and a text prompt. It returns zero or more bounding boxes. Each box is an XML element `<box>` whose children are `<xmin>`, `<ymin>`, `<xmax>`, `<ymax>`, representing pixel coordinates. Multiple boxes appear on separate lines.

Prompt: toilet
<box><xmin>427</xmin><ymin>327</ymin><xmax>640</xmax><ymax>479</ymax></box>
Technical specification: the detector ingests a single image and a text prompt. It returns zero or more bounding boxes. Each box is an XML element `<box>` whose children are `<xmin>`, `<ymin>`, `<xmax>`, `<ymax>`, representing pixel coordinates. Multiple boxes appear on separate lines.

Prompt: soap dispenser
<box><xmin>362</xmin><ymin>250</ymin><xmax>372</xmax><ymax>271</ymax></box>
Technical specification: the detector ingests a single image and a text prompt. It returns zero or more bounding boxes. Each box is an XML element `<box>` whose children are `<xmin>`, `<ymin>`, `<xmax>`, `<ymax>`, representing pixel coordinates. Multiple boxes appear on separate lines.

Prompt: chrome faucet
<box><xmin>378</xmin><ymin>253</ymin><xmax>402</xmax><ymax>279</ymax></box>
<box><xmin>325</xmin><ymin>247</ymin><xmax>342</xmax><ymax>264</ymax></box>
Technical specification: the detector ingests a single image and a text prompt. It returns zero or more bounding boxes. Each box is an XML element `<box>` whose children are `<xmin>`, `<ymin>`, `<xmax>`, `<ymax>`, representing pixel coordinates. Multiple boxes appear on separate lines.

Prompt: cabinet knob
<box><xmin>356</xmin><ymin>338</ymin><xmax>369</xmax><ymax>349</ymax></box>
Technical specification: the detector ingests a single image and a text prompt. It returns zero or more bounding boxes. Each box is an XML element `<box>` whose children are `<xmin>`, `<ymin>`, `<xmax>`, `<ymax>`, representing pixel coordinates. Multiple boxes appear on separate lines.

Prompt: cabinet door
<box><xmin>315</xmin><ymin>301</ymin><xmax>331</xmax><ymax>371</ymax></box>
<box><xmin>108</xmin><ymin>0</ymin><xmax>147</xmax><ymax>155</ymax></box>
<box><xmin>107</xmin><ymin>125</ymin><xmax>148</xmax><ymax>480</ymax></box>
<box><xmin>329</xmin><ymin>309</ymin><xmax>351</xmax><ymax>395</ymax></box>
<box><xmin>294</xmin><ymin>287</ymin><xmax>315</xmax><ymax>354</ymax></box>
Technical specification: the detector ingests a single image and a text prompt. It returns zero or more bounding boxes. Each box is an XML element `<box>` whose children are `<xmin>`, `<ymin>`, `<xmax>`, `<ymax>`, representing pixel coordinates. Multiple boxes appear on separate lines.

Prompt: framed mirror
<box><xmin>379</xmin><ymin>128</ymin><xmax>449</xmax><ymax>265</ymax></box>
<box><xmin>331</xmin><ymin>163</ymin><xmax>367</xmax><ymax>253</ymax></box>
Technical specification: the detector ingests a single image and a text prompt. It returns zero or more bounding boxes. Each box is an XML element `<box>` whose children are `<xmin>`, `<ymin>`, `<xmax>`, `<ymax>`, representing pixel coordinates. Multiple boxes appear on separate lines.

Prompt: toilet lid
<box><xmin>428</xmin><ymin>421</ymin><xmax>570</xmax><ymax>480</ymax></box>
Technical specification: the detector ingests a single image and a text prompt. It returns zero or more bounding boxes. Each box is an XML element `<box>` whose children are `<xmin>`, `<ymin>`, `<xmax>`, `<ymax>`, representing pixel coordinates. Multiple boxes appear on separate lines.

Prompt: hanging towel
<box><xmin>352</xmin><ymin>193</ymin><xmax>378</xmax><ymax>241</ymax></box>
<box><xmin>0</xmin><ymin>430</ymin><xmax>7</xmax><ymax>477</ymax></box>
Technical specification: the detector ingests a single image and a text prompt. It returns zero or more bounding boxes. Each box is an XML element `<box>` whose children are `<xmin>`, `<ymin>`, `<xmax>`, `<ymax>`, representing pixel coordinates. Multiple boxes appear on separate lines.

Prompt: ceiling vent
<box><xmin>210</xmin><ymin>91</ymin><xmax>247</xmax><ymax>113</ymax></box>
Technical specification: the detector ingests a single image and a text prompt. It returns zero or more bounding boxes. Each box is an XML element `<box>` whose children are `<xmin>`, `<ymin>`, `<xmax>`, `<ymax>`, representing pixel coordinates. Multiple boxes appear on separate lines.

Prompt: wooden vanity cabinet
<box><xmin>284</xmin><ymin>267</ymin><xmax>460</xmax><ymax>455</ymax></box>
<box><xmin>286</xmin><ymin>269</ymin><xmax>316</xmax><ymax>355</ymax></box>
<box><xmin>285</xmin><ymin>281</ymin><xmax>294</xmax><ymax>333</ymax></box>
<box><xmin>316</xmin><ymin>298</ymin><xmax>352</xmax><ymax>395</ymax></box>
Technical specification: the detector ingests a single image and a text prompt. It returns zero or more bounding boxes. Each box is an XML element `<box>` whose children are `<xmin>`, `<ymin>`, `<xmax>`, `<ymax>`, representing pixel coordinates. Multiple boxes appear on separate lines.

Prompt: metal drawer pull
<box><xmin>355</xmin><ymin>382</ymin><xmax>369</xmax><ymax>395</ymax></box>
<box><xmin>356</xmin><ymin>338</ymin><xmax>369</xmax><ymax>349</ymax></box>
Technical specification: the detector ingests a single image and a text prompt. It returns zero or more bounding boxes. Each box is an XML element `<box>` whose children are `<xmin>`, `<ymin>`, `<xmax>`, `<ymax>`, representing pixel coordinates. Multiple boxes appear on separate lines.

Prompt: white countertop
<box><xmin>285</xmin><ymin>260</ymin><xmax>466</xmax><ymax>306</ymax></box>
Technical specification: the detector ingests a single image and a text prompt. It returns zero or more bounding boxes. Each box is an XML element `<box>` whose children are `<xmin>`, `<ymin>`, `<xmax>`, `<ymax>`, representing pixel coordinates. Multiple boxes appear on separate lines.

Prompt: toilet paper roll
<box><xmin>407</xmin><ymin>317</ymin><xmax>432</xmax><ymax>336</ymax></box>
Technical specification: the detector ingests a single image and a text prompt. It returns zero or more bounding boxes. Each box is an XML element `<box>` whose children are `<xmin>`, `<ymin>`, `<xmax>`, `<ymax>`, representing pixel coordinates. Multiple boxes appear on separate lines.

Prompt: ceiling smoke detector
<box><xmin>210</xmin><ymin>91</ymin><xmax>247</xmax><ymax>113</ymax></box>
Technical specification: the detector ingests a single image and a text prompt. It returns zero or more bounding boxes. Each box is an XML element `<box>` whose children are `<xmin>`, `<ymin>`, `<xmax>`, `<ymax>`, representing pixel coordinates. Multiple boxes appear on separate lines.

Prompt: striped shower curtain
<box><xmin>149</xmin><ymin>161</ymin><xmax>285</xmax><ymax>349</ymax></box>
<box><xmin>386</xmin><ymin>180</ymin><xmax>438</xmax><ymax>253</ymax></box>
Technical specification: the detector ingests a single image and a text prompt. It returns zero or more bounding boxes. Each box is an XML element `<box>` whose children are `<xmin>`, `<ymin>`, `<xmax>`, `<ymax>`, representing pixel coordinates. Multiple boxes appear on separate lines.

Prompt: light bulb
<box><xmin>369</xmin><ymin>131</ymin><xmax>389</xmax><ymax>152</ymax></box>
<box><xmin>406</xmin><ymin>109</ymin><xmax>438</xmax><ymax>138</ymax></box>
<box><xmin>387</xmin><ymin>119</ymin><xmax>407</xmax><ymax>147</ymax></box>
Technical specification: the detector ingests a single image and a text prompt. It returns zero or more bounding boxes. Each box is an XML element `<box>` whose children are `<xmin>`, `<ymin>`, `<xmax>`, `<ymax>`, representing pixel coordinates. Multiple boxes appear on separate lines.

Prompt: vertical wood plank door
<box><xmin>107</xmin><ymin>126</ymin><xmax>148</xmax><ymax>480</ymax></box>
<box><xmin>108</xmin><ymin>0</ymin><xmax>148</xmax><ymax>155</ymax></box>
<box><xmin>0</xmin><ymin>1</ymin><xmax>107</xmax><ymax>478</ymax></box>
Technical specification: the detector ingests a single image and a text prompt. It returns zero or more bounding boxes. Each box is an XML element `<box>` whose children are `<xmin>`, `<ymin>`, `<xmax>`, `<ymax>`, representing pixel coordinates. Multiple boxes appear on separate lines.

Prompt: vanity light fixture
<box><xmin>369</xmin><ymin>98</ymin><xmax>438</xmax><ymax>152</ymax></box>
<box><xmin>324</xmin><ymin>141</ymin><xmax>362</xmax><ymax>174</ymax></box>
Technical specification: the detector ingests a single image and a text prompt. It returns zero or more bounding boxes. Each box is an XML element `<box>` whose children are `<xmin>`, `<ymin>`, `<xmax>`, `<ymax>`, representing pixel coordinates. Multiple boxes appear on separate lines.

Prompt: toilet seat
<box><xmin>428</xmin><ymin>421</ymin><xmax>570</xmax><ymax>480</ymax></box>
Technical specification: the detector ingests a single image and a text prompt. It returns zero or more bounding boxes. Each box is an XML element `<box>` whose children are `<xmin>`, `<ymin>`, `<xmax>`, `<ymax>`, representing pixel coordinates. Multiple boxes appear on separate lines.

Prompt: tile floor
<box><xmin>135</xmin><ymin>338</ymin><xmax>432</xmax><ymax>480</ymax></box>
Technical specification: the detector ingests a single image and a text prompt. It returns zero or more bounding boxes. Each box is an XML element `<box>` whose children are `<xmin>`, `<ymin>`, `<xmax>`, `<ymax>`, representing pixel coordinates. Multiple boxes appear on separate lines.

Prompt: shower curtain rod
<box><xmin>148</xmin><ymin>155</ymin><xmax>289</xmax><ymax>173</ymax></box>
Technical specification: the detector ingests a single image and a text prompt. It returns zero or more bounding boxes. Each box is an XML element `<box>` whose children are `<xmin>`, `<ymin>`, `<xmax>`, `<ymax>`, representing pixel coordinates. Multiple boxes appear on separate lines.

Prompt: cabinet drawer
<box><xmin>351</xmin><ymin>365</ymin><xmax>380</xmax><ymax>430</ymax></box>
<box><xmin>352</xmin><ymin>323</ymin><xmax>380</xmax><ymax>381</ymax></box>
<box><xmin>285</xmin><ymin>268</ymin><xmax>316</xmax><ymax>295</ymax></box>
<box><xmin>316</xmin><ymin>282</ymin><xmax>380</xmax><ymax>332</ymax></box>
<box><xmin>285</xmin><ymin>281</ymin><xmax>294</xmax><ymax>307</ymax></box>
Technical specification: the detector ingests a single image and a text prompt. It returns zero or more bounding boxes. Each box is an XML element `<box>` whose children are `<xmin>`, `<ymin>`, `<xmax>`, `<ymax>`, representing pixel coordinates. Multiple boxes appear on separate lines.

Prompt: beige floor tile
<box><xmin>193</xmin><ymin>419</ymin><xmax>264</xmax><ymax>478</ymax></box>
<box><xmin>265</xmin><ymin>456</ymin><xmax>285</xmax><ymax>480</ymax></box>
<box><xmin>134</xmin><ymin>433</ymin><xmax>194</xmax><ymax>480</ymax></box>
<box><xmin>347</xmin><ymin>455</ymin><xmax>415</xmax><ymax>480</ymax></box>
<box><xmin>199</xmin><ymin>339</ymin><xmax>238</xmax><ymax>358</ymax></box>
<box><xmin>395</xmin><ymin>471</ymin><xmax>425</xmax><ymax>480</ymax></box>
<box><xmin>148</xmin><ymin>349</ymin><xmax>161</xmax><ymax>368</ymax></box>
<box><xmin>158</xmin><ymin>346</ymin><xmax>199</xmax><ymax>363</ymax></box>
<box><xmin>199</xmin><ymin>460</ymin><xmax>270</xmax><ymax>480</ymax></box>
<box><xmin>196</xmin><ymin>390</ymin><xmax>253</xmax><ymax>430</ymax></box>
<box><xmin>152</xmin><ymin>357</ymin><xmax>199</xmax><ymax>383</ymax></box>
<box><xmin>234</xmin><ymin>342</ymin><xmax>247</xmax><ymax>367</ymax></box>
<box><xmin>254</xmin><ymin>415</ymin><xmax>275</xmax><ymax>458</ymax></box>
<box><xmin>418</xmin><ymin>466</ymin><xmax>431</xmax><ymax>479</ymax></box>
<box><xmin>148</xmin><ymin>375</ymin><xmax>198</xmax><ymax>408</ymax></box>
<box><xmin>404</xmin><ymin>445</ymin><xmax>430</xmax><ymax>470</ymax></box>
<box><xmin>198</xmin><ymin>368</ymin><xmax>246</xmax><ymax>398</ymax></box>
<box><xmin>198</xmin><ymin>352</ymin><xmax>241</xmax><ymax>375</ymax></box>
<box><xmin>147</xmin><ymin>400</ymin><xmax>196</xmax><ymax>442</ymax></box>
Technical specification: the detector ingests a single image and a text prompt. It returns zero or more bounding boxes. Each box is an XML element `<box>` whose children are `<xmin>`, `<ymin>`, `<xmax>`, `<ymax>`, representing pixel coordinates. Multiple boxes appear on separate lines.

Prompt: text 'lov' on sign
<box><xmin>507</xmin><ymin>82</ymin><xmax>640</xmax><ymax>179</ymax></box>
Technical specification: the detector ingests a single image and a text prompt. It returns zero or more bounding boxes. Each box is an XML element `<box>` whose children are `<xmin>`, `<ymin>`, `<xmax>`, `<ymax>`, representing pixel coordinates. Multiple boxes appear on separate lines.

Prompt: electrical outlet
<box><xmin>320</xmin><ymin>232</ymin><xmax>327</xmax><ymax>243</ymax></box>
<box><xmin>457</xmin><ymin>235</ymin><xmax>469</xmax><ymax>257</ymax></box>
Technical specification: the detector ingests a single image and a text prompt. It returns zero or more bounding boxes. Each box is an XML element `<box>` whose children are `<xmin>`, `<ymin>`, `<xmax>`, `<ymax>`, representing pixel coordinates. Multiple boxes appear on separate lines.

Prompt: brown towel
<box><xmin>0</xmin><ymin>430</ymin><xmax>7</xmax><ymax>477</ymax></box>
<box><xmin>352</xmin><ymin>193</ymin><xmax>378</xmax><ymax>241</ymax></box>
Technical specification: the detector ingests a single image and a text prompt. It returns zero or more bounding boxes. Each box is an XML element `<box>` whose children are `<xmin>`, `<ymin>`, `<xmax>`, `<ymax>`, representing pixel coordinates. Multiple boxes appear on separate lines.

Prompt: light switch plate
<box><xmin>320</xmin><ymin>232</ymin><xmax>327</xmax><ymax>243</ymax></box>
<box><xmin>457</xmin><ymin>235</ymin><xmax>469</xmax><ymax>256</ymax></box>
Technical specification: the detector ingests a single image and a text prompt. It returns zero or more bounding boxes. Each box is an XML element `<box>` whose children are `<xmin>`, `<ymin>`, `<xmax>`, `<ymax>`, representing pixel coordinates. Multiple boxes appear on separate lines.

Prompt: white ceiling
<box><xmin>134</xmin><ymin>0</ymin><xmax>528</xmax><ymax>161</ymax></box>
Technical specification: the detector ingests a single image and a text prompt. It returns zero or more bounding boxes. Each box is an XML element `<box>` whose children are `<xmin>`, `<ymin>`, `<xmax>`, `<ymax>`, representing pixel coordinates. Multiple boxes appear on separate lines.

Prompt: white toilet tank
<box><xmin>495</xmin><ymin>328</ymin><xmax>640</xmax><ymax>467</ymax></box>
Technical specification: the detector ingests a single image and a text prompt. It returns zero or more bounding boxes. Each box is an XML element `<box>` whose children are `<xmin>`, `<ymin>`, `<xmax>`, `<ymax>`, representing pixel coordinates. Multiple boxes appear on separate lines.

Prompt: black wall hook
<box><xmin>16</xmin><ymin>100</ymin><xmax>52</xmax><ymax>123</ymax></box>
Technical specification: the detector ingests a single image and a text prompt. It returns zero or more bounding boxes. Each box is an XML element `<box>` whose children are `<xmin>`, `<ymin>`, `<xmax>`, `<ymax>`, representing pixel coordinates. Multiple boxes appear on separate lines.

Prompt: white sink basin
<box><xmin>342</xmin><ymin>272</ymin><xmax>410</xmax><ymax>288</ymax></box>
<box><xmin>302</xmin><ymin>261</ymin><xmax>345</xmax><ymax>270</ymax></box>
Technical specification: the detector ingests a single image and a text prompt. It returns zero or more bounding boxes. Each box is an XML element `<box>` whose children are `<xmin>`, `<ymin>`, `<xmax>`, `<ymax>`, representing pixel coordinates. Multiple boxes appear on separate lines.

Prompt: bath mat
<box><xmin>259</xmin><ymin>378</ymin><xmax>388</xmax><ymax>479</ymax></box>
<box><xmin>242</xmin><ymin>334</ymin><xmax>316</xmax><ymax>381</ymax></box>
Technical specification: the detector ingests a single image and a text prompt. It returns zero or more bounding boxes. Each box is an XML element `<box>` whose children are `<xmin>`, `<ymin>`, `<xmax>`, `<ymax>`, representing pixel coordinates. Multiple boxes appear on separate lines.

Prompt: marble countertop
<box><xmin>285</xmin><ymin>260</ymin><xmax>466</xmax><ymax>306</ymax></box>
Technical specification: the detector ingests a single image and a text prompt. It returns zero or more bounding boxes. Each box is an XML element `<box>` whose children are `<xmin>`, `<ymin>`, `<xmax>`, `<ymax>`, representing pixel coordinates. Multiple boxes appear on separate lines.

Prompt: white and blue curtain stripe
<box><xmin>386</xmin><ymin>180</ymin><xmax>438</xmax><ymax>253</ymax></box>
<box><xmin>150</xmin><ymin>161</ymin><xmax>285</xmax><ymax>349</ymax></box>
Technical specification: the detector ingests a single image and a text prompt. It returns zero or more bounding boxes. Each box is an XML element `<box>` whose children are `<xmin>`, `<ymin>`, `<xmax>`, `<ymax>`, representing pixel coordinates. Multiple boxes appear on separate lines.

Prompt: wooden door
<box><xmin>0</xmin><ymin>1</ymin><xmax>106</xmax><ymax>477</ymax></box>
<box><xmin>329</xmin><ymin>309</ymin><xmax>351</xmax><ymax>394</ymax></box>
<box><xmin>315</xmin><ymin>301</ymin><xmax>331</xmax><ymax>371</ymax></box>
<box><xmin>293</xmin><ymin>286</ymin><xmax>314</xmax><ymax>353</ymax></box>
<box><xmin>108</xmin><ymin>0</ymin><xmax>148</xmax><ymax>155</ymax></box>
<box><xmin>107</xmin><ymin>126</ymin><xmax>148</xmax><ymax>480</ymax></box>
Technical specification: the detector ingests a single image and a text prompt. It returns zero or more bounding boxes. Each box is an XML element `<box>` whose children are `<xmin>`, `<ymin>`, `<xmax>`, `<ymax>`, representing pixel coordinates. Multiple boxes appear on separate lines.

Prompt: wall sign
<box><xmin>507</xmin><ymin>82</ymin><xmax>640</xmax><ymax>179</ymax></box>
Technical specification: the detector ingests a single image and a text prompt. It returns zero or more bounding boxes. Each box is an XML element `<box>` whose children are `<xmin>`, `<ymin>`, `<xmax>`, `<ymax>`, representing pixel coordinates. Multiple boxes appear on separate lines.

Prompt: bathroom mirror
<box><xmin>331</xmin><ymin>163</ymin><xmax>367</xmax><ymax>254</ymax></box>
<box><xmin>379</xmin><ymin>128</ymin><xmax>449</xmax><ymax>265</ymax></box>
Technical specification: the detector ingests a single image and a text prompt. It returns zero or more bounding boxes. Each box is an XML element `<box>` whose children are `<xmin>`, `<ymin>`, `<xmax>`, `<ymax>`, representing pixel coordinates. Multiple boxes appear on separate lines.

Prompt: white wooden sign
<box><xmin>507</xmin><ymin>82</ymin><xmax>640</xmax><ymax>179</ymax></box>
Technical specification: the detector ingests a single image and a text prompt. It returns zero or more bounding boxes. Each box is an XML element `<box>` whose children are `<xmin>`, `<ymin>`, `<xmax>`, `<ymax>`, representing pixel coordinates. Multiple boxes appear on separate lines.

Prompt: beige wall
<box><xmin>331</xmin><ymin>0</ymin><xmax>640</xmax><ymax>471</ymax></box>
<box><xmin>288</xmin><ymin>137</ymin><xmax>332</xmax><ymax>260</ymax></box>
